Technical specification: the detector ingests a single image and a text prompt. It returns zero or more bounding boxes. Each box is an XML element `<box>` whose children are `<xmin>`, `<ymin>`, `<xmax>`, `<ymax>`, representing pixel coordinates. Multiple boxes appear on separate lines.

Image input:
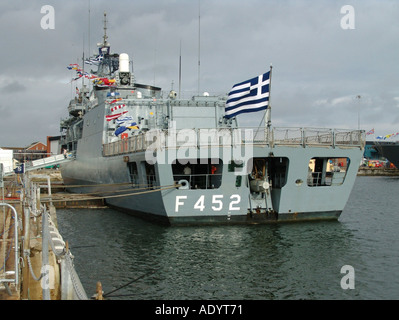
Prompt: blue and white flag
<box><xmin>85</xmin><ymin>54</ymin><xmax>103</xmax><ymax>65</ymax></box>
<box><xmin>107</xmin><ymin>91</ymin><xmax>120</xmax><ymax>97</ymax></box>
<box><xmin>14</xmin><ymin>164</ymin><xmax>24</xmax><ymax>174</ymax></box>
<box><xmin>225</xmin><ymin>71</ymin><xmax>270</xmax><ymax>119</ymax></box>
<box><xmin>116</xmin><ymin>115</ymin><xmax>134</xmax><ymax>126</ymax></box>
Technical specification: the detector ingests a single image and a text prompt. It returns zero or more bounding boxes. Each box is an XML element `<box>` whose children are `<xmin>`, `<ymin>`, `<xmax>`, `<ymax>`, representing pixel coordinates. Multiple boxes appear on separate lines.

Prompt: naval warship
<box><xmin>60</xmin><ymin>14</ymin><xmax>365</xmax><ymax>225</ymax></box>
<box><xmin>375</xmin><ymin>141</ymin><xmax>399</xmax><ymax>169</ymax></box>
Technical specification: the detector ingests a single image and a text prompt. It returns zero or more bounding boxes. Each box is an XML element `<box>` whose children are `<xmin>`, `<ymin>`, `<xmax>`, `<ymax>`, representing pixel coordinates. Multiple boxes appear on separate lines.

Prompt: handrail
<box><xmin>103</xmin><ymin>127</ymin><xmax>365</xmax><ymax>157</ymax></box>
<box><xmin>3</xmin><ymin>152</ymin><xmax>76</xmax><ymax>176</ymax></box>
<box><xmin>0</xmin><ymin>203</ymin><xmax>19</xmax><ymax>287</ymax></box>
<box><xmin>173</xmin><ymin>173</ymin><xmax>223</xmax><ymax>190</ymax></box>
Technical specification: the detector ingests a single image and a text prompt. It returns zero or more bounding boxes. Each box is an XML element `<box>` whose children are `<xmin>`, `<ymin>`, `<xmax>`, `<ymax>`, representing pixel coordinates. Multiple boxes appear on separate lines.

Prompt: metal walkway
<box><xmin>2</xmin><ymin>154</ymin><xmax>74</xmax><ymax>177</ymax></box>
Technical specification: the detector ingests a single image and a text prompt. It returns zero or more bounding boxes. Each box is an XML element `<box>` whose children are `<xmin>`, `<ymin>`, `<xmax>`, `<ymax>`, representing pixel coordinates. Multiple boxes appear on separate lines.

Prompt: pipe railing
<box><xmin>0</xmin><ymin>203</ymin><xmax>20</xmax><ymax>290</ymax></box>
<box><xmin>103</xmin><ymin>127</ymin><xmax>365</xmax><ymax>157</ymax></box>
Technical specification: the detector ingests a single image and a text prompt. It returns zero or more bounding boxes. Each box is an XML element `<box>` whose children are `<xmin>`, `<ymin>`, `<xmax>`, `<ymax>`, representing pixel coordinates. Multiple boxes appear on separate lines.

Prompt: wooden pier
<box><xmin>357</xmin><ymin>167</ymin><xmax>399</xmax><ymax>176</ymax></box>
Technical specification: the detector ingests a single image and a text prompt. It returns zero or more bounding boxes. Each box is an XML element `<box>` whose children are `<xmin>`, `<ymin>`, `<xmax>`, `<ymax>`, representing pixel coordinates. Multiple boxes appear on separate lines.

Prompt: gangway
<box><xmin>2</xmin><ymin>154</ymin><xmax>74</xmax><ymax>177</ymax></box>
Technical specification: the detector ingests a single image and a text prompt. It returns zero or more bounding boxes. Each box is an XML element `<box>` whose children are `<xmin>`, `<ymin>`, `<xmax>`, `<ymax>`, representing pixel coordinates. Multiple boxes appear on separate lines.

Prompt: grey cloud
<box><xmin>1</xmin><ymin>81</ymin><xmax>27</xmax><ymax>93</ymax></box>
<box><xmin>0</xmin><ymin>0</ymin><xmax>398</xmax><ymax>147</ymax></box>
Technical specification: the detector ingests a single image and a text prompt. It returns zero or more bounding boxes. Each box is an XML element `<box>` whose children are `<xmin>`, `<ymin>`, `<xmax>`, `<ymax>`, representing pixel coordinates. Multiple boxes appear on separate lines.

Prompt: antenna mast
<box><xmin>88</xmin><ymin>0</ymin><xmax>91</xmax><ymax>56</ymax></box>
<box><xmin>197</xmin><ymin>0</ymin><xmax>201</xmax><ymax>96</ymax></box>
<box><xmin>179</xmin><ymin>40</ymin><xmax>182</xmax><ymax>99</ymax></box>
<box><xmin>103</xmin><ymin>12</ymin><xmax>109</xmax><ymax>47</ymax></box>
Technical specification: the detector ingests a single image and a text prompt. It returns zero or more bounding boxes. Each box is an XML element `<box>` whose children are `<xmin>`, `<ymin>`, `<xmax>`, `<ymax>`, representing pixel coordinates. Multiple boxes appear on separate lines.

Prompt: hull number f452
<box><xmin>175</xmin><ymin>195</ymin><xmax>241</xmax><ymax>212</ymax></box>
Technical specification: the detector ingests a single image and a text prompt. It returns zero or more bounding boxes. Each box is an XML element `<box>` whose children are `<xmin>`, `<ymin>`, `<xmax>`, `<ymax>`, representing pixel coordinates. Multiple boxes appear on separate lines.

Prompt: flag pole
<box><xmin>265</xmin><ymin>64</ymin><xmax>273</xmax><ymax>142</ymax></box>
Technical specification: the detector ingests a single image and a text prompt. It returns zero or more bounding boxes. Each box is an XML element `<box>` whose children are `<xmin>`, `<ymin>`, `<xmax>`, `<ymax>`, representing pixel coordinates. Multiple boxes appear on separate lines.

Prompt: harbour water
<box><xmin>56</xmin><ymin>176</ymin><xmax>399</xmax><ymax>300</ymax></box>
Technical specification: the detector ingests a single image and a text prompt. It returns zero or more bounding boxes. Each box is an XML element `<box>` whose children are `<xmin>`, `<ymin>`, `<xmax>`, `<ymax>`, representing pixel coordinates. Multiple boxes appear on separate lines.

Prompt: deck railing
<box><xmin>173</xmin><ymin>173</ymin><xmax>223</xmax><ymax>190</ymax></box>
<box><xmin>103</xmin><ymin>127</ymin><xmax>365</xmax><ymax>157</ymax></box>
<box><xmin>0</xmin><ymin>203</ymin><xmax>20</xmax><ymax>292</ymax></box>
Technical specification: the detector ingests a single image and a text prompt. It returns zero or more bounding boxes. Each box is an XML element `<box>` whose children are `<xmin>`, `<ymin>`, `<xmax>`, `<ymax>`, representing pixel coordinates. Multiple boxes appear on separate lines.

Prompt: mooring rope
<box><xmin>38</xmin><ymin>184</ymin><xmax>180</xmax><ymax>203</ymax></box>
<box><xmin>102</xmin><ymin>269</ymin><xmax>157</xmax><ymax>299</ymax></box>
<box><xmin>69</xmin><ymin>185</ymin><xmax>160</xmax><ymax>196</ymax></box>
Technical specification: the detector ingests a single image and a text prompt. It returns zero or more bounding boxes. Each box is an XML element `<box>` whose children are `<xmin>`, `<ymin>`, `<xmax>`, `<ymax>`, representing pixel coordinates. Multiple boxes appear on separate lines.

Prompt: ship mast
<box><xmin>96</xmin><ymin>11</ymin><xmax>111</xmax><ymax>76</ymax></box>
<box><xmin>197</xmin><ymin>0</ymin><xmax>201</xmax><ymax>96</ymax></box>
<box><xmin>102</xmin><ymin>12</ymin><xmax>109</xmax><ymax>48</ymax></box>
<box><xmin>97</xmin><ymin>11</ymin><xmax>110</xmax><ymax>53</ymax></box>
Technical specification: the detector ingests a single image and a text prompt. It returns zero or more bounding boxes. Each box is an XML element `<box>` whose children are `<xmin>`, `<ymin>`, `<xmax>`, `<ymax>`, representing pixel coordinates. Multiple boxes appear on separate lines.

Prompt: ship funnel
<box><xmin>119</xmin><ymin>53</ymin><xmax>130</xmax><ymax>72</ymax></box>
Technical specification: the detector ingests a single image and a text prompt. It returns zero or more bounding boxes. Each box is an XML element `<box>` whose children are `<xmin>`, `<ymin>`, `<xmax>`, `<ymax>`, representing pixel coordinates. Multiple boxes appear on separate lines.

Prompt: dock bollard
<box><xmin>95</xmin><ymin>281</ymin><xmax>104</xmax><ymax>300</ymax></box>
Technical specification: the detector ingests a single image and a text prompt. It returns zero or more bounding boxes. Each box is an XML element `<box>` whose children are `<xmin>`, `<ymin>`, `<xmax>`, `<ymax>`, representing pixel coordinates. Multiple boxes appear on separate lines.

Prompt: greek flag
<box><xmin>225</xmin><ymin>71</ymin><xmax>270</xmax><ymax>119</ymax></box>
<box><xmin>85</xmin><ymin>54</ymin><xmax>103</xmax><ymax>65</ymax></box>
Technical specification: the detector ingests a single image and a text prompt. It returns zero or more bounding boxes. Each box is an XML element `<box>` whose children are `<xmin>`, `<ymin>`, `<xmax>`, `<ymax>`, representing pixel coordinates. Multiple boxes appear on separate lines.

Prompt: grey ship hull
<box><xmin>61</xmin><ymin>125</ymin><xmax>364</xmax><ymax>226</ymax></box>
<box><xmin>376</xmin><ymin>142</ymin><xmax>399</xmax><ymax>168</ymax></box>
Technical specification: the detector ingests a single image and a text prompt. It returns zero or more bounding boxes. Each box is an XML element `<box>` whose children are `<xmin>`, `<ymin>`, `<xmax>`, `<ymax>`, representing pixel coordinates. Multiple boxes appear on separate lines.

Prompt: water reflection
<box><xmin>58</xmin><ymin>209</ymin><xmax>360</xmax><ymax>299</ymax></box>
<box><xmin>56</xmin><ymin>176</ymin><xmax>399</xmax><ymax>299</ymax></box>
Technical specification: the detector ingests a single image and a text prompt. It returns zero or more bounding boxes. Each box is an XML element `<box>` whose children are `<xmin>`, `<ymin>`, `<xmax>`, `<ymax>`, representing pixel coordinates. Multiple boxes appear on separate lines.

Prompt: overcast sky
<box><xmin>0</xmin><ymin>0</ymin><xmax>398</xmax><ymax>147</ymax></box>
